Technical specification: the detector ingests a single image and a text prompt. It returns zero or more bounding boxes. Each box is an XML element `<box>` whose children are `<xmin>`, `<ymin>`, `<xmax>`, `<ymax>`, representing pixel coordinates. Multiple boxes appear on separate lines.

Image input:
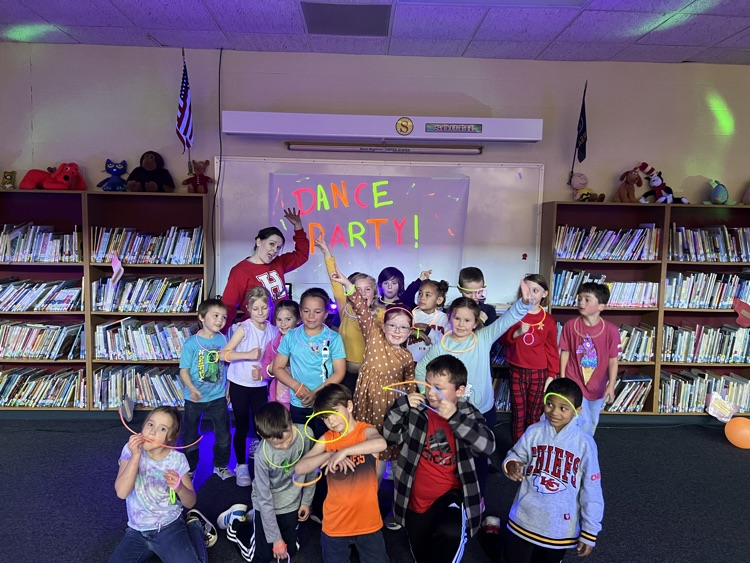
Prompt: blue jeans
<box><xmin>579</xmin><ymin>397</ymin><xmax>604</xmax><ymax>436</ymax></box>
<box><xmin>320</xmin><ymin>530</ymin><xmax>389</xmax><ymax>563</ymax></box>
<box><xmin>183</xmin><ymin>397</ymin><xmax>231</xmax><ymax>471</ymax></box>
<box><xmin>109</xmin><ymin>516</ymin><xmax>207</xmax><ymax>563</ymax></box>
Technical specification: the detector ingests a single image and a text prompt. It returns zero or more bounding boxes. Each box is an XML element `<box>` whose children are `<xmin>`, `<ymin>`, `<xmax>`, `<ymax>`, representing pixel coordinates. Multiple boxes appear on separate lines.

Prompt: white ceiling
<box><xmin>3</xmin><ymin>0</ymin><xmax>750</xmax><ymax>65</ymax></box>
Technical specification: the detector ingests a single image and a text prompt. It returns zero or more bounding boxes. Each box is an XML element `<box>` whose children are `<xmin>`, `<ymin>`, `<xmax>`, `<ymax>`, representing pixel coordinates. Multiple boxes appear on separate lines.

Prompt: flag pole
<box><xmin>181</xmin><ymin>48</ymin><xmax>194</xmax><ymax>176</ymax></box>
<box><xmin>569</xmin><ymin>80</ymin><xmax>588</xmax><ymax>184</ymax></box>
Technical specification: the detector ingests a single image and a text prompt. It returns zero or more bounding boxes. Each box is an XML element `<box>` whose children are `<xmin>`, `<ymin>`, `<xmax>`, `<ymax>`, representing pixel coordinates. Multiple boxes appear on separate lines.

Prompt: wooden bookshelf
<box><xmin>0</xmin><ymin>189</ymin><xmax>207</xmax><ymax>411</ymax></box>
<box><xmin>541</xmin><ymin>202</ymin><xmax>750</xmax><ymax>417</ymax></box>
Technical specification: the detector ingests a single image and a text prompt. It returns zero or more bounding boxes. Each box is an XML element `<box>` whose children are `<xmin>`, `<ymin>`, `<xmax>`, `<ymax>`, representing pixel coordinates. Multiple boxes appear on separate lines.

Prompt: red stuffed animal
<box><xmin>181</xmin><ymin>159</ymin><xmax>214</xmax><ymax>194</ymax></box>
<box><xmin>19</xmin><ymin>163</ymin><xmax>86</xmax><ymax>190</ymax></box>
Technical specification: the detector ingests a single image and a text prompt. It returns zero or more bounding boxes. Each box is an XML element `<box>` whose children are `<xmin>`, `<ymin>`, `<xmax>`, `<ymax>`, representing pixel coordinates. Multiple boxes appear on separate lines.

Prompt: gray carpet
<box><xmin>2</xmin><ymin>416</ymin><xmax>749</xmax><ymax>562</ymax></box>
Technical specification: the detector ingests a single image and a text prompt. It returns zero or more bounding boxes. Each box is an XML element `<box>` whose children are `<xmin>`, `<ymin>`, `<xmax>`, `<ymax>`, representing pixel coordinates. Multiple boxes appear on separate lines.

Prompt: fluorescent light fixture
<box><xmin>286</xmin><ymin>142</ymin><xmax>482</xmax><ymax>155</ymax></box>
<box><xmin>397</xmin><ymin>0</ymin><xmax>583</xmax><ymax>6</ymax></box>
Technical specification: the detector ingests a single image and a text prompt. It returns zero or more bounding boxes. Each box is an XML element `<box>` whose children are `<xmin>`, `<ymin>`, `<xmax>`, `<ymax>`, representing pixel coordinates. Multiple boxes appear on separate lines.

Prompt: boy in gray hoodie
<box><xmin>219</xmin><ymin>402</ymin><xmax>316</xmax><ymax>562</ymax></box>
<box><xmin>503</xmin><ymin>378</ymin><xmax>604</xmax><ymax>562</ymax></box>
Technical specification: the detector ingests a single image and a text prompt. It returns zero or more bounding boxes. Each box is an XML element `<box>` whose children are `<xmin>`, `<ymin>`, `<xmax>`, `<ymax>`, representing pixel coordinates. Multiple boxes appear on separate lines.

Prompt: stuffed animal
<box><xmin>639</xmin><ymin>163</ymin><xmax>689</xmax><ymax>204</ymax></box>
<box><xmin>96</xmin><ymin>159</ymin><xmax>128</xmax><ymax>192</ymax></box>
<box><xmin>612</xmin><ymin>167</ymin><xmax>642</xmax><ymax>202</ymax></box>
<box><xmin>704</xmin><ymin>180</ymin><xmax>734</xmax><ymax>205</ymax></box>
<box><xmin>19</xmin><ymin>163</ymin><xmax>85</xmax><ymax>190</ymax></box>
<box><xmin>1</xmin><ymin>171</ymin><xmax>16</xmax><ymax>189</ymax></box>
<box><xmin>570</xmin><ymin>172</ymin><xmax>604</xmax><ymax>202</ymax></box>
<box><xmin>182</xmin><ymin>159</ymin><xmax>214</xmax><ymax>194</ymax></box>
<box><xmin>126</xmin><ymin>151</ymin><xmax>175</xmax><ymax>193</ymax></box>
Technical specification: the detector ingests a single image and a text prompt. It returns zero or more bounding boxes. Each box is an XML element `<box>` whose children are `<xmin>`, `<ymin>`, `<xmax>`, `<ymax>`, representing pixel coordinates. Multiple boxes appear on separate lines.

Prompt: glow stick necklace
<box><xmin>195</xmin><ymin>331</ymin><xmax>227</xmax><ymax>364</ymax></box>
<box><xmin>412</xmin><ymin>307</ymin><xmax>439</xmax><ymax>328</ymax></box>
<box><xmin>522</xmin><ymin>308</ymin><xmax>547</xmax><ymax>346</ymax></box>
<box><xmin>574</xmin><ymin>317</ymin><xmax>605</xmax><ymax>339</ymax></box>
<box><xmin>440</xmin><ymin>331</ymin><xmax>478</xmax><ymax>354</ymax></box>
<box><xmin>263</xmin><ymin>426</ymin><xmax>305</xmax><ymax>469</ymax></box>
<box><xmin>294</xmin><ymin>325</ymin><xmax>331</xmax><ymax>354</ymax></box>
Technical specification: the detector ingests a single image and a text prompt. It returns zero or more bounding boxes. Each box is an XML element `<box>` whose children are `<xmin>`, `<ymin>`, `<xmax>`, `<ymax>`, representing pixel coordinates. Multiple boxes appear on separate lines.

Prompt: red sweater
<box><xmin>499</xmin><ymin>309</ymin><xmax>559</xmax><ymax>375</ymax></box>
<box><xmin>222</xmin><ymin>228</ymin><xmax>309</xmax><ymax>324</ymax></box>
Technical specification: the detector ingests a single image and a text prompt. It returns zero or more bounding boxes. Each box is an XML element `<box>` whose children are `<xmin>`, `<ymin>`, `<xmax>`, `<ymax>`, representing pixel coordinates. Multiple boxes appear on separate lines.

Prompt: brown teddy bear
<box><xmin>612</xmin><ymin>167</ymin><xmax>642</xmax><ymax>202</ymax></box>
<box><xmin>181</xmin><ymin>159</ymin><xmax>214</xmax><ymax>194</ymax></box>
<box><xmin>570</xmin><ymin>172</ymin><xmax>604</xmax><ymax>202</ymax></box>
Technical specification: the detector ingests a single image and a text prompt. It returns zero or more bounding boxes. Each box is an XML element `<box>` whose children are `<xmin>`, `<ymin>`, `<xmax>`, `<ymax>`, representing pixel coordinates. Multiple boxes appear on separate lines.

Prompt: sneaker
<box><xmin>186</xmin><ymin>509</ymin><xmax>218</xmax><ymax>548</ymax></box>
<box><xmin>217</xmin><ymin>503</ymin><xmax>248</xmax><ymax>530</ymax></box>
<box><xmin>213</xmin><ymin>466</ymin><xmax>235</xmax><ymax>481</ymax></box>
<box><xmin>248</xmin><ymin>439</ymin><xmax>261</xmax><ymax>458</ymax></box>
<box><xmin>236</xmin><ymin>463</ymin><xmax>251</xmax><ymax>487</ymax></box>
<box><xmin>481</xmin><ymin>516</ymin><xmax>502</xmax><ymax>535</ymax></box>
<box><xmin>384</xmin><ymin>515</ymin><xmax>402</xmax><ymax>531</ymax></box>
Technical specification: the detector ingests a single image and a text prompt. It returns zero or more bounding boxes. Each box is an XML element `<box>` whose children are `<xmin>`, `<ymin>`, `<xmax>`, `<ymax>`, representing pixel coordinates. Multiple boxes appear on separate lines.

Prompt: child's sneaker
<box><xmin>384</xmin><ymin>515</ymin><xmax>402</xmax><ymax>531</ymax></box>
<box><xmin>186</xmin><ymin>509</ymin><xmax>218</xmax><ymax>548</ymax></box>
<box><xmin>236</xmin><ymin>463</ymin><xmax>251</xmax><ymax>487</ymax></box>
<box><xmin>248</xmin><ymin>439</ymin><xmax>261</xmax><ymax>458</ymax></box>
<box><xmin>217</xmin><ymin>503</ymin><xmax>248</xmax><ymax>530</ymax></box>
<box><xmin>213</xmin><ymin>466</ymin><xmax>235</xmax><ymax>480</ymax></box>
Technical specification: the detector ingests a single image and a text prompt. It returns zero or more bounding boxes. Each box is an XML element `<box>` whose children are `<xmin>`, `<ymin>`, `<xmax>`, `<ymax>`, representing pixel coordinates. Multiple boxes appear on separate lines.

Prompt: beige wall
<box><xmin>2</xmin><ymin>42</ymin><xmax>749</xmax><ymax>203</ymax></box>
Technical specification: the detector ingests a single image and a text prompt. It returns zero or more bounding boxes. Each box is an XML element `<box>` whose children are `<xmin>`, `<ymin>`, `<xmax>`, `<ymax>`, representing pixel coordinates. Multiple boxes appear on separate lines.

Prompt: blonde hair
<box><xmin>245</xmin><ymin>286</ymin><xmax>272</xmax><ymax>309</ymax></box>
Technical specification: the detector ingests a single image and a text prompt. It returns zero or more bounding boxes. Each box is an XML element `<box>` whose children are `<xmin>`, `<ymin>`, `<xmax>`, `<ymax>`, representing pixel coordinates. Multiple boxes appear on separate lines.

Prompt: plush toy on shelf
<box><xmin>638</xmin><ymin>163</ymin><xmax>689</xmax><ymax>204</ymax></box>
<box><xmin>704</xmin><ymin>180</ymin><xmax>735</xmax><ymax>205</ymax></box>
<box><xmin>181</xmin><ymin>159</ymin><xmax>214</xmax><ymax>194</ymax></box>
<box><xmin>126</xmin><ymin>151</ymin><xmax>175</xmax><ymax>193</ymax></box>
<box><xmin>96</xmin><ymin>159</ymin><xmax>128</xmax><ymax>192</ymax></box>
<box><xmin>569</xmin><ymin>172</ymin><xmax>604</xmax><ymax>202</ymax></box>
<box><xmin>18</xmin><ymin>162</ymin><xmax>86</xmax><ymax>190</ymax></box>
<box><xmin>1</xmin><ymin>170</ymin><xmax>16</xmax><ymax>189</ymax></box>
<box><xmin>612</xmin><ymin>167</ymin><xmax>642</xmax><ymax>202</ymax></box>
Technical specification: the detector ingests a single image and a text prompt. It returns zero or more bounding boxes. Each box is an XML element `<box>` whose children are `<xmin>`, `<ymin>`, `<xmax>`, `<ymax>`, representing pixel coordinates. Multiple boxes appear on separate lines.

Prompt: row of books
<box><xmin>0</xmin><ymin>367</ymin><xmax>86</xmax><ymax>408</ymax></box>
<box><xmin>494</xmin><ymin>376</ymin><xmax>511</xmax><ymax>411</ymax></box>
<box><xmin>662</xmin><ymin>322</ymin><xmax>750</xmax><ymax>364</ymax></box>
<box><xmin>0</xmin><ymin>277</ymin><xmax>83</xmax><ymax>312</ymax></box>
<box><xmin>659</xmin><ymin>369</ymin><xmax>750</xmax><ymax>413</ymax></box>
<box><xmin>0</xmin><ymin>321</ymin><xmax>85</xmax><ymax>360</ymax></box>
<box><xmin>664</xmin><ymin>271</ymin><xmax>750</xmax><ymax>309</ymax></box>
<box><xmin>619</xmin><ymin>323</ymin><xmax>655</xmax><ymax>362</ymax></box>
<box><xmin>668</xmin><ymin>224</ymin><xmax>750</xmax><ymax>263</ymax></box>
<box><xmin>92</xmin><ymin>276</ymin><xmax>203</xmax><ymax>313</ymax></box>
<box><xmin>95</xmin><ymin>318</ymin><xmax>199</xmax><ymax>361</ymax></box>
<box><xmin>605</xmin><ymin>374</ymin><xmax>652</xmax><ymax>412</ymax></box>
<box><xmin>90</xmin><ymin>226</ymin><xmax>204</xmax><ymax>265</ymax></box>
<box><xmin>93</xmin><ymin>365</ymin><xmax>184</xmax><ymax>410</ymax></box>
<box><xmin>551</xmin><ymin>270</ymin><xmax>607</xmax><ymax>307</ymax></box>
<box><xmin>0</xmin><ymin>222</ymin><xmax>81</xmax><ymax>263</ymax></box>
<box><xmin>554</xmin><ymin>224</ymin><xmax>660</xmax><ymax>261</ymax></box>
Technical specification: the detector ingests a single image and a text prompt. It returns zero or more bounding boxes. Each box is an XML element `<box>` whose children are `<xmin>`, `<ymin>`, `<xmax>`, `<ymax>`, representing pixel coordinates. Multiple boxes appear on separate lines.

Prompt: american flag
<box><xmin>176</xmin><ymin>60</ymin><xmax>193</xmax><ymax>153</ymax></box>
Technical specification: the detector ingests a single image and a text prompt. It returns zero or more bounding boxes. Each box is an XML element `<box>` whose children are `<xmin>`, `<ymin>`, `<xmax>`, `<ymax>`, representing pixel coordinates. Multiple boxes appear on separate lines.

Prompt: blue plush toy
<box><xmin>96</xmin><ymin>159</ymin><xmax>128</xmax><ymax>192</ymax></box>
<box><xmin>704</xmin><ymin>180</ymin><xmax>735</xmax><ymax>205</ymax></box>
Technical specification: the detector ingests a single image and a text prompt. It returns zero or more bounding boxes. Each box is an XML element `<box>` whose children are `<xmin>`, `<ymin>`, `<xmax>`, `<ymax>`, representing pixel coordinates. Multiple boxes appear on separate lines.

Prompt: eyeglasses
<box><xmin>385</xmin><ymin>323</ymin><xmax>411</xmax><ymax>333</ymax></box>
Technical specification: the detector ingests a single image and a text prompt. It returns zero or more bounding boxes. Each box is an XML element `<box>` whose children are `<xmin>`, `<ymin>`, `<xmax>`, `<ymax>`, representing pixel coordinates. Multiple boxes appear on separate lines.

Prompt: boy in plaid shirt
<box><xmin>383</xmin><ymin>355</ymin><xmax>495</xmax><ymax>563</ymax></box>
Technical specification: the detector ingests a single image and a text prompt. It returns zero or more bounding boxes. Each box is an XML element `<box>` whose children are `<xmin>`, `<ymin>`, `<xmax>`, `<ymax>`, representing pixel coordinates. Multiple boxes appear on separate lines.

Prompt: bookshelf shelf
<box><xmin>0</xmin><ymin>189</ymin><xmax>208</xmax><ymax>412</ymax></box>
<box><xmin>542</xmin><ymin>202</ymin><xmax>750</xmax><ymax>416</ymax></box>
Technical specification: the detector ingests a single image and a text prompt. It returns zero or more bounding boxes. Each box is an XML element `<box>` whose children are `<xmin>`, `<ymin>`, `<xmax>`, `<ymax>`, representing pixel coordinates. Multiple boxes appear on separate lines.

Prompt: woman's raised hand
<box><xmin>284</xmin><ymin>207</ymin><xmax>303</xmax><ymax>230</ymax></box>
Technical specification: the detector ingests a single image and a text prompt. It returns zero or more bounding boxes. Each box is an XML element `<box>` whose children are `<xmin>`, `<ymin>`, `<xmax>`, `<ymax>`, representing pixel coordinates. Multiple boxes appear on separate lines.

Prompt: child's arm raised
<box><xmin>114</xmin><ymin>435</ymin><xmax>144</xmax><ymax>499</ymax></box>
<box><xmin>478</xmin><ymin>278</ymin><xmax>534</xmax><ymax>344</ymax></box>
<box><xmin>327</xmin><ymin>426</ymin><xmax>387</xmax><ymax>474</ymax></box>
<box><xmin>220</xmin><ymin>325</ymin><xmax>261</xmax><ymax>363</ymax></box>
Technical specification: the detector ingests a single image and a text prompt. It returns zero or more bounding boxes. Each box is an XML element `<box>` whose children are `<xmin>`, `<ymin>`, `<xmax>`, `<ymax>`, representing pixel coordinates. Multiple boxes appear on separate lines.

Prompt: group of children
<box><xmin>110</xmin><ymin>249</ymin><xmax>620</xmax><ymax>562</ymax></box>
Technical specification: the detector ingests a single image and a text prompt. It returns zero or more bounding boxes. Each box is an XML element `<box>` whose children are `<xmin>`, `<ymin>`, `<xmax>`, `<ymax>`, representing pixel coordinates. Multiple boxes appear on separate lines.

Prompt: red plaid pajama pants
<box><xmin>509</xmin><ymin>365</ymin><xmax>548</xmax><ymax>443</ymax></box>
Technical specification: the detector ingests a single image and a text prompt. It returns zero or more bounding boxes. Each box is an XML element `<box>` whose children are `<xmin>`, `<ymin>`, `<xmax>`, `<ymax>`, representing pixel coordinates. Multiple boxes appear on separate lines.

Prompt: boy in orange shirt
<box><xmin>295</xmin><ymin>384</ymin><xmax>389</xmax><ymax>563</ymax></box>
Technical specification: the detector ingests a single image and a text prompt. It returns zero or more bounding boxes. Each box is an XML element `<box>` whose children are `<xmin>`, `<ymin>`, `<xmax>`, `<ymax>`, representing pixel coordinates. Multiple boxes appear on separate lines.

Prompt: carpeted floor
<box><xmin>2</xmin><ymin>415</ymin><xmax>749</xmax><ymax>562</ymax></box>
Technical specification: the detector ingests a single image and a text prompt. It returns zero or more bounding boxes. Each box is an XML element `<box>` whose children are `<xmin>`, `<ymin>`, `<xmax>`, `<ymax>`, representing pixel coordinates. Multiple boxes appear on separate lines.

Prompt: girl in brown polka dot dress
<box><xmin>330</xmin><ymin>266</ymin><xmax>416</xmax><ymax>474</ymax></box>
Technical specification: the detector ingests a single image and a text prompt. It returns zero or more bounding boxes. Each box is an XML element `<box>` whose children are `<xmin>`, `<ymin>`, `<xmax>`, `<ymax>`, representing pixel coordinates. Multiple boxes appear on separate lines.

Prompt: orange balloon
<box><xmin>725</xmin><ymin>417</ymin><xmax>750</xmax><ymax>449</ymax></box>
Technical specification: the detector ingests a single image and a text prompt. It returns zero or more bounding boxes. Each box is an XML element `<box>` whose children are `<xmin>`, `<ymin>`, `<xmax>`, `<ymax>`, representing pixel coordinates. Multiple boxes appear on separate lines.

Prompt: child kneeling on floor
<box><xmin>383</xmin><ymin>354</ymin><xmax>496</xmax><ymax>563</ymax></box>
<box><xmin>503</xmin><ymin>378</ymin><xmax>604</xmax><ymax>562</ymax></box>
<box><xmin>218</xmin><ymin>401</ymin><xmax>316</xmax><ymax>562</ymax></box>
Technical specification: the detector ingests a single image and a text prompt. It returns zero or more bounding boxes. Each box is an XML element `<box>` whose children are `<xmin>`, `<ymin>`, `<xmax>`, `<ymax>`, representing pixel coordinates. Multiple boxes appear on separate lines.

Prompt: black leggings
<box><xmin>405</xmin><ymin>490</ymin><xmax>466</xmax><ymax>563</ymax></box>
<box><xmin>229</xmin><ymin>383</ymin><xmax>268</xmax><ymax>465</ymax></box>
<box><xmin>504</xmin><ymin>528</ymin><xmax>566</xmax><ymax>563</ymax></box>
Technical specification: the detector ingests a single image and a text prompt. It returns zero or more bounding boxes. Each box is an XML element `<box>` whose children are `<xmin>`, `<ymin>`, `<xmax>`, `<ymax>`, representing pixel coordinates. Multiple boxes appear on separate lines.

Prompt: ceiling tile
<box><xmin>556</xmin><ymin>10</ymin><xmax>670</xmax><ymax>43</ymax></box>
<box><xmin>108</xmin><ymin>0</ymin><xmax>218</xmax><ymax>31</ymax></box>
<box><xmin>388</xmin><ymin>37</ymin><xmax>468</xmax><ymax>57</ymax></box>
<box><xmin>225</xmin><ymin>32</ymin><xmax>309</xmax><ymax>53</ymax></box>
<box><xmin>587</xmin><ymin>0</ymin><xmax>692</xmax><ymax>12</ymax></box>
<box><xmin>62</xmin><ymin>26</ymin><xmax>158</xmax><ymax>46</ymax></box>
<box><xmin>538</xmin><ymin>42</ymin><xmax>627</xmax><ymax>61</ymax></box>
<box><xmin>19</xmin><ymin>0</ymin><xmax>133</xmax><ymax>27</ymax></box>
<box><xmin>474</xmin><ymin>8</ymin><xmax>578</xmax><ymax>42</ymax></box>
<box><xmin>204</xmin><ymin>0</ymin><xmax>304</xmax><ymax>34</ymax></box>
<box><xmin>1</xmin><ymin>0</ymin><xmax>49</xmax><ymax>24</ymax></box>
<box><xmin>464</xmin><ymin>40</ymin><xmax>547</xmax><ymax>60</ymax></box>
<box><xmin>612</xmin><ymin>44</ymin><xmax>704</xmax><ymax>62</ymax></box>
<box><xmin>0</xmin><ymin>23</ymin><xmax>77</xmax><ymax>44</ymax></box>
<box><xmin>638</xmin><ymin>13</ymin><xmax>750</xmax><ymax>46</ymax></box>
<box><xmin>686</xmin><ymin>47</ymin><xmax>750</xmax><ymax>64</ymax></box>
<box><xmin>147</xmin><ymin>29</ymin><xmax>231</xmax><ymax>49</ymax></box>
<box><xmin>391</xmin><ymin>5</ymin><xmax>488</xmax><ymax>40</ymax></box>
<box><xmin>308</xmin><ymin>35</ymin><xmax>387</xmax><ymax>55</ymax></box>
<box><xmin>682</xmin><ymin>0</ymin><xmax>750</xmax><ymax>17</ymax></box>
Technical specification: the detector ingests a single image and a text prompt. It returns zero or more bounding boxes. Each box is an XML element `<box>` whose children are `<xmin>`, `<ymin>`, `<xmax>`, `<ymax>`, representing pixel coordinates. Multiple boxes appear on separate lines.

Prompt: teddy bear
<box><xmin>126</xmin><ymin>151</ymin><xmax>175</xmax><ymax>192</ymax></box>
<box><xmin>612</xmin><ymin>167</ymin><xmax>642</xmax><ymax>202</ymax></box>
<box><xmin>96</xmin><ymin>159</ymin><xmax>128</xmax><ymax>192</ymax></box>
<box><xmin>181</xmin><ymin>159</ymin><xmax>214</xmax><ymax>194</ymax></box>
<box><xmin>638</xmin><ymin>163</ymin><xmax>689</xmax><ymax>204</ymax></box>
<box><xmin>19</xmin><ymin>163</ymin><xmax>86</xmax><ymax>190</ymax></box>
<box><xmin>1</xmin><ymin>171</ymin><xmax>16</xmax><ymax>189</ymax></box>
<box><xmin>570</xmin><ymin>172</ymin><xmax>604</xmax><ymax>202</ymax></box>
